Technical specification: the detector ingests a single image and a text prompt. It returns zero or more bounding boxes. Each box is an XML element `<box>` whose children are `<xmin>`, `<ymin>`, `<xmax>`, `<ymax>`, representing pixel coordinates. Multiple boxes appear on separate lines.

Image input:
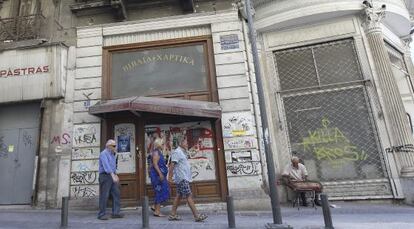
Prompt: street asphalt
<box><xmin>0</xmin><ymin>202</ymin><xmax>414</xmax><ymax>229</ymax></box>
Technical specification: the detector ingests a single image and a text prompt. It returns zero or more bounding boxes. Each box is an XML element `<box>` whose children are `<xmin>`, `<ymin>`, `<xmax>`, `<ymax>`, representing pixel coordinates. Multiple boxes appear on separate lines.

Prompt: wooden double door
<box><xmin>105</xmin><ymin>113</ymin><xmax>227</xmax><ymax>206</ymax></box>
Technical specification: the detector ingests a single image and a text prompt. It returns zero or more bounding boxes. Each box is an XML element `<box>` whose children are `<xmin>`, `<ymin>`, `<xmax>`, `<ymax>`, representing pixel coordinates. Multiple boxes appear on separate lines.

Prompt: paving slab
<box><xmin>0</xmin><ymin>203</ymin><xmax>414</xmax><ymax>229</ymax></box>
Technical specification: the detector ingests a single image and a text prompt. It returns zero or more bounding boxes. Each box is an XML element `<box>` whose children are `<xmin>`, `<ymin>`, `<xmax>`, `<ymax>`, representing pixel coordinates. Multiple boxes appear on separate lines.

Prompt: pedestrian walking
<box><xmin>167</xmin><ymin>136</ymin><xmax>207</xmax><ymax>222</ymax></box>
<box><xmin>149</xmin><ymin>138</ymin><xmax>170</xmax><ymax>217</ymax></box>
<box><xmin>97</xmin><ymin>139</ymin><xmax>124</xmax><ymax>220</ymax></box>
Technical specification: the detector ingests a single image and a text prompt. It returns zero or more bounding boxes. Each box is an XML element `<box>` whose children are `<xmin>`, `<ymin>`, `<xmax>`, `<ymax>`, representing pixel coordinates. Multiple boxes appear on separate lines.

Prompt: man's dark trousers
<box><xmin>98</xmin><ymin>174</ymin><xmax>121</xmax><ymax>218</ymax></box>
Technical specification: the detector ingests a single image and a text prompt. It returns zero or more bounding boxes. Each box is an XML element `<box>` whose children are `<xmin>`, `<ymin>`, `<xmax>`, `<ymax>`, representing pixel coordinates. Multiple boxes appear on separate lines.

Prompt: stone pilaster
<box><xmin>362</xmin><ymin>3</ymin><xmax>414</xmax><ymax>177</ymax></box>
<box><xmin>402</xmin><ymin>37</ymin><xmax>414</xmax><ymax>88</ymax></box>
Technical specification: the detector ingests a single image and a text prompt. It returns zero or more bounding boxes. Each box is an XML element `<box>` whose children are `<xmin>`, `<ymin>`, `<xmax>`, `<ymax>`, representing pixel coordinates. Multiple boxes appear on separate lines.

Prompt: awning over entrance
<box><xmin>89</xmin><ymin>96</ymin><xmax>222</xmax><ymax>119</ymax></box>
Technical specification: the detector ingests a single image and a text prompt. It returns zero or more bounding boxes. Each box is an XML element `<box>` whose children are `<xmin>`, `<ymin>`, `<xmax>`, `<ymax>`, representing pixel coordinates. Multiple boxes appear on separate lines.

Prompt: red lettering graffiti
<box><xmin>50</xmin><ymin>133</ymin><xmax>71</xmax><ymax>145</ymax></box>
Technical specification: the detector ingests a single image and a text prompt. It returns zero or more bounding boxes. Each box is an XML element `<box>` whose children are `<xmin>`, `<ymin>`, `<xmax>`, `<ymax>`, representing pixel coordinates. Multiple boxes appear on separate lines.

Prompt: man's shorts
<box><xmin>176</xmin><ymin>180</ymin><xmax>192</xmax><ymax>198</ymax></box>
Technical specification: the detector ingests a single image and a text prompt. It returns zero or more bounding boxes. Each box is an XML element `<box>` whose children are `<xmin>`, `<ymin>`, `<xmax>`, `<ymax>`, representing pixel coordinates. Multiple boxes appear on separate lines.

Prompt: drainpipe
<box><xmin>244</xmin><ymin>0</ymin><xmax>290</xmax><ymax>227</ymax></box>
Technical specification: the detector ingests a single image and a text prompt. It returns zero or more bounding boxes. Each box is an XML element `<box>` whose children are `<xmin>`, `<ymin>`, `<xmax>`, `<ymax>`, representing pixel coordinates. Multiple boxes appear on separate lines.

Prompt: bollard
<box><xmin>142</xmin><ymin>196</ymin><xmax>149</xmax><ymax>229</ymax></box>
<box><xmin>60</xmin><ymin>196</ymin><xmax>69</xmax><ymax>228</ymax></box>
<box><xmin>321</xmin><ymin>194</ymin><xmax>334</xmax><ymax>229</ymax></box>
<box><xmin>227</xmin><ymin>196</ymin><xmax>236</xmax><ymax>228</ymax></box>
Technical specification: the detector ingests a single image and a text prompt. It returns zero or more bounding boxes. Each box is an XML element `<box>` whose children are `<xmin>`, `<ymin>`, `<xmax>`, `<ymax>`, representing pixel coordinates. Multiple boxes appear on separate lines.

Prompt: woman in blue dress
<box><xmin>149</xmin><ymin>138</ymin><xmax>170</xmax><ymax>216</ymax></box>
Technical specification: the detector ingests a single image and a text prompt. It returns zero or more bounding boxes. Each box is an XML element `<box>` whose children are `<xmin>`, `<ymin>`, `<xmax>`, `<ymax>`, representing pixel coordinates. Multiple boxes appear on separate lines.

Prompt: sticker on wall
<box><xmin>55</xmin><ymin>145</ymin><xmax>63</xmax><ymax>153</ymax></box>
<box><xmin>225</xmin><ymin>149</ymin><xmax>260</xmax><ymax>163</ymax></box>
<box><xmin>223</xmin><ymin>136</ymin><xmax>257</xmax><ymax>150</ymax></box>
<box><xmin>114</xmin><ymin>123</ymin><xmax>136</xmax><ymax>174</ymax></box>
<box><xmin>222</xmin><ymin>112</ymin><xmax>255</xmax><ymax>137</ymax></box>
<box><xmin>8</xmin><ymin>145</ymin><xmax>14</xmax><ymax>153</ymax></box>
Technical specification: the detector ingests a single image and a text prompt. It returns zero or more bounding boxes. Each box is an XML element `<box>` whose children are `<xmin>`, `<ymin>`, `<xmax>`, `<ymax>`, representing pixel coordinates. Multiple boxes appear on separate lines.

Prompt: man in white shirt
<box><xmin>282</xmin><ymin>156</ymin><xmax>308</xmax><ymax>182</ymax></box>
<box><xmin>282</xmin><ymin>156</ymin><xmax>322</xmax><ymax>206</ymax></box>
<box><xmin>167</xmin><ymin>136</ymin><xmax>207</xmax><ymax>222</ymax></box>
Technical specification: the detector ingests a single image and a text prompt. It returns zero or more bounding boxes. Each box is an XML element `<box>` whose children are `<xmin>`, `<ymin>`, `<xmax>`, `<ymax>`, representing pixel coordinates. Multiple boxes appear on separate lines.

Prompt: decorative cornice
<box><xmin>401</xmin><ymin>35</ymin><xmax>412</xmax><ymax>54</ymax></box>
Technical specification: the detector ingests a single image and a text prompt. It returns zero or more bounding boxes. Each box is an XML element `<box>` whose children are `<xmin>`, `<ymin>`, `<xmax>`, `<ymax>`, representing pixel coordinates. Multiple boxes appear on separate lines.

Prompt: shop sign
<box><xmin>111</xmin><ymin>44</ymin><xmax>208</xmax><ymax>98</ymax></box>
<box><xmin>220</xmin><ymin>34</ymin><xmax>239</xmax><ymax>50</ymax></box>
<box><xmin>0</xmin><ymin>45</ymin><xmax>66</xmax><ymax>103</ymax></box>
<box><xmin>0</xmin><ymin>66</ymin><xmax>49</xmax><ymax>78</ymax></box>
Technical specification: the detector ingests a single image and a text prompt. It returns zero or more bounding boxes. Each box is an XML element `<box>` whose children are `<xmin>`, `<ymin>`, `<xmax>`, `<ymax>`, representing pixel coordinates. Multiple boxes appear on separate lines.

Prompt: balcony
<box><xmin>70</xmin><ymin>0</ymin><xmax>195</xmax><ymax>21</ymax></box>
<box><xmin>0</xmin><ymin>14</ymin><xmax>45</xmax><ymax>42</ymax></box>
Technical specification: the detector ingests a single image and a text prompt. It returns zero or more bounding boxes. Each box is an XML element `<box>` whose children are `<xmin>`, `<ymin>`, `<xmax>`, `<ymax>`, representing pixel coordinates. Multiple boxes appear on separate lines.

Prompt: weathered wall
<box><xmin>35</xmin><ymin>46</ymin><xmax>76</xmax><ymax>208</ymax></box>
<box><xmin>258</xmin><ymin>1</ymin><xmax>412</xmax><ymax>200</ymax></box>
<box><xmin>73</xmin><ymin>0</ymin><xmax>234</xmax><ymax>27</ymax></box>
<box><xmin>71</xmin><ymin>9</ymin><xmax>270</xmax><ymax>209</ymax></box>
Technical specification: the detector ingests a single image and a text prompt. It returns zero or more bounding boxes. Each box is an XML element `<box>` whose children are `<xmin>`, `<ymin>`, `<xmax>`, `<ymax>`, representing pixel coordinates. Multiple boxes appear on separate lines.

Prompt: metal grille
<box><xmin>275</xmin><ymin>40</ymin><xmax>363</xmax><ymax>92</ymax></box>
<box><xmin>283</xmin><ymin>88</ymin><xmax>385</xmax><ymax>181</ymax></box>
<box><xmin>274</xmin><ymin>39</ymin><xmax>387</xmax><ymax>183</ymax></box>
<box><xmin>275</xmin><ymin>47</ymin><xmax>318</xmax><ymax>90</ymax></box>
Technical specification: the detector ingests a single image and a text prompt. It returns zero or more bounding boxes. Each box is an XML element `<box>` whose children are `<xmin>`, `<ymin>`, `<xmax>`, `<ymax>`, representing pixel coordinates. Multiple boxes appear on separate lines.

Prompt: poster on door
<box><xmin>145</xmin><ymin>121</ymin><xmax>216</xmax><ymax>183</ymax></box>
<box><xmin>114</xmin><ymin>123</ymin><xmax>136</xmax><ymax>174</ymax></box>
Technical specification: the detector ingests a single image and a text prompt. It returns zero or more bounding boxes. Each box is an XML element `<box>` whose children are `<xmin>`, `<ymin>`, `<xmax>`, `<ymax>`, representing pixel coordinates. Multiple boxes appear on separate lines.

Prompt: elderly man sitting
<box><xmin>282</xmin><ymin>156</ymin><xmax>322</xmax><ymax>206</ymax></box>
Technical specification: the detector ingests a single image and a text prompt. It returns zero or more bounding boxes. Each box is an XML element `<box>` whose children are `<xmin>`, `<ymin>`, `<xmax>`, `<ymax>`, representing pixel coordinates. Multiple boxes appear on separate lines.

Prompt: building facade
<box><xmin>1</xmin><ymin>0</ymin><xmax>414</xmax><ymax>209</ymax></box>
<box><xmin>253</xmin><ymin>0</ymin><xmax>414</xmax><ymax>202</ymax></box>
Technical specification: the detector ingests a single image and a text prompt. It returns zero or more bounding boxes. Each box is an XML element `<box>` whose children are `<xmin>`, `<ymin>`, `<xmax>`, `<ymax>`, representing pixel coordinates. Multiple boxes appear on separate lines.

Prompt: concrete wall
<box><xmin>35</xmin><ymin>46</ymin><xmax>76</xmax><ymax>208</ymax></box>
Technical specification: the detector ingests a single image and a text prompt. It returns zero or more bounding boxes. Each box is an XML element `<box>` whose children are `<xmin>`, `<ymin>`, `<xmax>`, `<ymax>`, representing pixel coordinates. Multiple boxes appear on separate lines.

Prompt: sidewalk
<box><xmin>1</xmin><ymin>202</ymin><xmax>414</xmax><ymax>229</ymax></box>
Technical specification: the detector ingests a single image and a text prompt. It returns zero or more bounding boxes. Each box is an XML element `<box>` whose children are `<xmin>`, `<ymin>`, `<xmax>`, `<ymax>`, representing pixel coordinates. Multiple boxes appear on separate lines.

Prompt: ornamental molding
<box><xmin>362</xmin><ymin>1</ymin><xmax>386</xmax><ymax>32</ymax></box>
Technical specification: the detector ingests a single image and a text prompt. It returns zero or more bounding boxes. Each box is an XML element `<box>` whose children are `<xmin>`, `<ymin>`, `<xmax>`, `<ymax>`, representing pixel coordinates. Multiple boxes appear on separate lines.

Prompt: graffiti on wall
<box><xmin>71</xmin><ymin>171</ymin><xmax>98</xmax><ymax>185</ymax></box>
<box><xmin>73</xmin><ymin>124</ymin><xmax>100</xmax><ymax>147</ymax></box>
<box><xmin>71</xmin><ymin>160</ymin><xmax>99</xmax><ymax>172</ymax></box>
<box><xmin>0</xmin><ymin>136</ymin><xmax>7</xmax><ymax>158</ymax></box>
<box><xmin>385</xmin><ymin>144</ymin><xmax>414</xmax><ymax>154</ymax></box>
<box><xmin>114</xmin><ymin>123</ymin><xmax>135</xmax><ymax>174</ymax></box>
<box><xmin>301</xmin><ymin>118</ymin><xmax>368</xmax><ymax>167</ymax></box>
<box><xmin>226</xmin><ymin>161</ymin><xmax>261</xmax><ymax>176</ymax></box>
<box><xmin>22</xmin><ymin>130</ymin><xmax>35</xmax><ymax>148</ymax></box>
<box><xmin>145</xmin><ymin>121</ymin><xmax>216</xmax><ymax>182</ymax></box>
<box><xmin>70</xmin><ymin>185</ymin><xmax>98</xmax><ymax>198</ymax></box>
<box><xmin>50</xmin><ymin>133</ymin><xmax>71</xmax><ymax>145</ymax></box>
<box><xmin>222</xmin><ymin>112</ymin><xmax>255</xmax><ymax>137</ymax></box>
<box><xmin>72</xmin><ymin>148</ymin><xmax>100</xmax><ymax>160</ymax></box>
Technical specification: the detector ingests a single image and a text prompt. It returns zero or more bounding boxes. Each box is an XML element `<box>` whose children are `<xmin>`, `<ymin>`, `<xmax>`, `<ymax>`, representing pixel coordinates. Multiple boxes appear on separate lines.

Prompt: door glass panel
<box><xmin>114</xmin><ymin>123</ymin><xmax>136</xmax><ymax>174</ymax></box>
<box><xmin>145</xmin><ymin>121</ymin><xmax>216</xmax><ymax>184</ymax></box>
